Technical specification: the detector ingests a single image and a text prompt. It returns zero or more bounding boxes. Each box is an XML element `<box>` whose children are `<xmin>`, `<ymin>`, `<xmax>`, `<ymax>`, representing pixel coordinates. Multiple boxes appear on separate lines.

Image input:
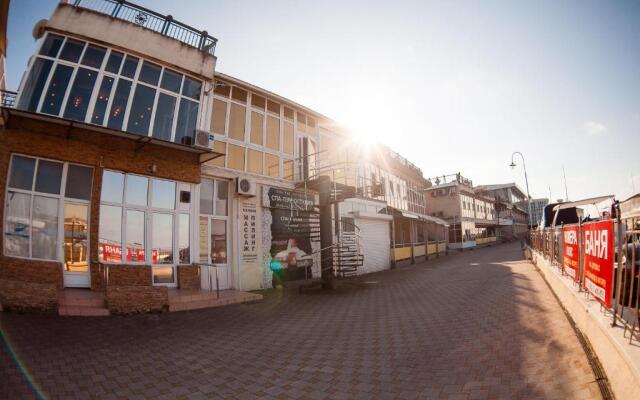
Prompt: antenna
<box><xmin>548</xmin><ymin>185</ymin><xmax>552</xmax><ymax>200</ymax></box>
<box><xmin>632</xmin><ymin>173</ymin><xmax>637</xmax><ymax>194</ymax></box>
<box><xmin>562</xmin><ymin>165</ymin><xmax>569</xmax><ymax>201</ymax></box>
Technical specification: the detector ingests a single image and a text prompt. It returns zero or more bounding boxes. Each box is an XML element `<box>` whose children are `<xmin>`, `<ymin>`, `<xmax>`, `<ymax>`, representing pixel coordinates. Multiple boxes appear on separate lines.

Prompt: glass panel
<box><xmin>214</xmin><ymin>84</ymin><xmax>230</xmax><ymax>97</ymax></box>
<box><xmin>247</xmin><ymin>149</ymin><xmax>263</xmax><ymax>175</ymax></box>
<box><xmin>126</xmin><ymin>84</ymin><xmax>156</xmax><ymax>135</ymax></box>
<box><xmin>211</xmin><ymin>98</ymin><xmax>227</xmax><ymax>134</ymax></box>
<box><xmin>8</xmin><ymin>155</ymin><xmax>36</xmax><ymax>190</ymax></box>
<box><xmin>151</xmin><ymin>179</ymin><xmax>175</xmax><ymax>209</ymax></box>
<box><xmin>32</xmin><ymin>196</ymin><xmax>59</xmax><ymax>260</ymax></box>
<box><xmin>174</xmin><ymin>98</ymin><xmax>198</xmax><ymax>144</ymax></box>
<box><xmin>17</xmin><ymin>58</ymin><xmax>53</xmax><ymax>112</ymax></box>
<box><xmin>266</xmin><ymin>115</ymin><xmax>280</xmax><ymax>150</ymax></box>
<box><xmin>63</xmin><ymin>67</ymin><xmax>98</xmax><ymax>121</ymax></box>
<box><xmin>64</xmin><ymin>203</ymin><xmax>89</xmax><ymax>272</ymax></box>
<box><xmin>35</xmin><ymin>160</ymin><xmax>63</xmax><ymax>194</ymax></box>
<box><xmin>107</xmin><ymin>79</ymin><xmax>132</xmax><ymax>130</ymax></box>
<box><xmin>41</xmin><ymin>64</ymin><xmax>73</xmax><ymax>116</ymax></box>
<box><xmin>91</xmin><ymin>76</ymin><xmax>114</xmax><ymax>125</ymax></box>
<box><xmin>139</xmin><ymin>61</ymin><xmax>161</xmax><ymax>86</ymax></box>
<box><xmin>80</xmin><ymin>44</ymin><xmax>107</xmax><ymax>69</ymax></box>
<box><xmin>151</xmin><ymin>93</ymin><xmax>176</xmax><ymax>140</ymax></box>
<box><xmin>59</xmin><ymin>38</ymin><xmax>85</xmax><ymax>63</ymax></box>
<box><xmin>227</xmin><ymin>143</ymin><xmax>245</xmax><ymax>171</ymax></box>
<box><xmin>65</xmin><ymin>165</ymin><xmax>93</xmax><ymax>200</ymax></box>
<box><xmin>160</xmin><ymin>69</ymin><xmax>182</xmax><ymax>93</ymax></box>
<box><xmin>39</xmin><ymin>34</ymin><xmax>64</xmax><ymax>57</ymax></box>
<box><xmin>211</xmin><ymin>219</ymin><xmax>226</xmax><ymax>264</ymax></box>
<box><xmin>153</xmin><ymin>266</ymin><xmax>174</xmax><ymax>284</ymax></box>
<box><xmin>125</xmin><ymin>210</ymin><xmax>145</xmax><ymax>263</ymax></box>
<box><xmin>228</xmin><ymin>103</ymin><xmax>245</xmax><ymax>141</ymax></box>
<box><xmin>120</xmin><ymin>55</ymin><xmax>139</xmax><ymax>78</ymax></box>
<box><xmin>215</xmin><ymin>180</ymin><xmax>228</xmax><ymax>216</ymax></box>
<box><xmin>199</xmin><ymin>179</ymin><xmax>214</xmax><ymax>215</ymax></box>
<box><xmin>152</xmin><ymin>213</ymin><xmax>173</xmax><ymax>265</ymax></box>
<box><xmin>179</xmin><ymin>214</ymin><xmax>190</xmax><ymax>264</ymax></box>
<box><xmin>283</xmin><ymin>122</ymin><xmax>294</xmax><ymax>154</ymax></box>
<box><xmin>231</xmin><ymin>87</ymin><xmax>247</xmax><ymax>103</ymax></box>
<box><xmin>181</xmin><ymin>77</ymin><xmax>201</xmax><ymax>100</ymax></box>
<box><xmin>105</xmin><ymin>51</ymin><xmax>124</xmax><ymax>74</ymax></box>
<box><xmin>125</xmin><ymin>175</ymin><xmax>148</xmax><ymax>206</ymax></box>
<box><xmin>4</xmin><ymin>192</ymin><xmax>31</xmax><ymax>257</ymax></box>
<box><xmin>250</xmin><ymin>111</ymin><xmax>263</xmax><ymax>145</ymax></box>
<box><xmin>267</xmin><ymin>100</ymin><xmax>280</xmax><ymax>115</ymax></box>
<box><xmin>265</xmin><ymin>153</ymin><xmax>280</xmax><ymax>178</ymax></box>
<box><xmin>98</xmin><ymin>205</ymin><xmax>122</xmax><ymax>262</ymax></box>
<box><xmin>199</xmin><ymin>216</ymin><xmax>208</xmax><ymax>263</ymax></box>
<box><xmin>100</xmin><ymin>171</ymin><xmax>124</xmax><ymax>203</ymax></box>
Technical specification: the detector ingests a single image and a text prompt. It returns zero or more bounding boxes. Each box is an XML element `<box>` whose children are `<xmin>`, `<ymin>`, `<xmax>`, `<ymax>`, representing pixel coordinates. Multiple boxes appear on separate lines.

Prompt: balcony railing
<box><xmin>72</xmin><ymin>0</ymin><xmax>217</xmax><ymax>56</ymax></box>
<box><xmin>0</xmin><ymin>90</ymin><xmax>17</xmax><ymax>108</ymax></box>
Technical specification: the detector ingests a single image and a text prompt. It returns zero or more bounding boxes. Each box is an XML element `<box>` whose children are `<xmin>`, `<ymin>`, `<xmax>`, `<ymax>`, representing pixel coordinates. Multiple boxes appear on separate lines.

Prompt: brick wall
<box><xmin>177</xmin><ymin>264</ymin><xmax>200</xmax><ymax>290</ymax></box>
<box><xmin>106</xmin><ymin>286</ymin><xmax>168</xmax><ymax>314</ymax></box>
<box><xmin>0</xmin><ymin>258</ymin><xmax>62</xmax><ymax>312</ymax></box>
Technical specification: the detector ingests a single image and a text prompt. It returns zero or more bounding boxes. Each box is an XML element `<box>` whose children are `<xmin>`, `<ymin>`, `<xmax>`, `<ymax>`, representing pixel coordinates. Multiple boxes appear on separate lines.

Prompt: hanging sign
<box><xmin>562</xmin><ymin>225</ymin><xmax>580</xmax><ymax>282</ymax></box>
<box><xmin>240</xmin><ymin>202</ymin><xmax>258</xmax><ymax>264</ymax></box>
<box><xmin>581</xmin><ymin>220</ymin><xmax>615</xmax><ymax>307</ymax></box>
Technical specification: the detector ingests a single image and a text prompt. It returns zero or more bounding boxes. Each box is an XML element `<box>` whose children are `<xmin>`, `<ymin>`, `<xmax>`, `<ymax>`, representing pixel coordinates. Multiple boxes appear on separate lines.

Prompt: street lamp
<box><xmin>510</xmin><ymin>151</ymin><xmax>533</xmax><ymax>229</ymax></box>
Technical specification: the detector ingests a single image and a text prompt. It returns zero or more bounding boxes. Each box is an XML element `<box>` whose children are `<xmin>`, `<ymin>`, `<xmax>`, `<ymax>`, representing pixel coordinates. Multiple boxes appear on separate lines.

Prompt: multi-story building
<box><xmin>424</xmin><ymin>173</ymin><xmax>497</xmax><ymax>249</ymax></box>
<box><xmin>0</xmin><ymin>0</ymin><xmax>447</xmax><ymax>314</ymax></box>
<box><xmin>527</xmin><ymin>198</ymin><xmax>549</xmax><ymax>227</ymax></box>
<box><xmin>475</xmin><ymin>183</ymin><xmax>530</xmax><ymax>239</ymax></box>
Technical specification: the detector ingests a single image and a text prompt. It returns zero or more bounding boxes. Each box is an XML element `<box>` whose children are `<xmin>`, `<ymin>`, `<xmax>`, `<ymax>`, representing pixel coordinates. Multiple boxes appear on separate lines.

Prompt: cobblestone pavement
<box><xmin>1</xmin><ymin>243</ymin><xmax>603</xmax><ymax>399</ymax></box>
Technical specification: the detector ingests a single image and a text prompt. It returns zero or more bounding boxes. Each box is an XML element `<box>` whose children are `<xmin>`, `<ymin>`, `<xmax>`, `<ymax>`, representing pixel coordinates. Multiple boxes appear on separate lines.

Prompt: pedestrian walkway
<box><xmin>0</xmin><ymin>243</ymin><xmax>602</xmax><ymax>399</ymax></box>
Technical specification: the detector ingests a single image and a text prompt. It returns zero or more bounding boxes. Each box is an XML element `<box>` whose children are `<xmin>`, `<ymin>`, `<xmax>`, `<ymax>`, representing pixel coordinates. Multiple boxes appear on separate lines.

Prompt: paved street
<box><xmin>1</xmin><ymin>243</ymin><xmax>602</xmax><ymax>400</ymax></box>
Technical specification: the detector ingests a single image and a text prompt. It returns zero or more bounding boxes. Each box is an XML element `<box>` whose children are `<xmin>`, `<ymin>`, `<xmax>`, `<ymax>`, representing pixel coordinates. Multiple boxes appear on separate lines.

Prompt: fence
<box><xmin>529</xmin><ymin>212</ymin><xmax>640</xmax><ymax>344</ymax></box>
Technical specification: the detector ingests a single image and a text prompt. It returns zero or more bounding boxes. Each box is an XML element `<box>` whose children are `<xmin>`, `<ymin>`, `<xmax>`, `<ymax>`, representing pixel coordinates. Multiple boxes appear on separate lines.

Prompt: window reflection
<box><xmin>59</xmin><ymin>38</ymin><xmax>85</xmax><ymax>63</ymax></box>
<box><xmin>65</xmin><ymin>165</ymin><xmax>93</xmax><ymax>200</ymax></box>
<box><xmin>152</xmin><ymin>93</ymin><xmax>176</xmax><ymax>141</ymax></box>
<box><xmin>126</xmin><ymin>85</ymin><xmax>156</xmax><ymax>135</ymax></box>
<box><xmin>126</xmin><ymin>210</ymin><xmax>145</xmax><ymax>262</ymax></box>
<box><xmin>4</xmin><ymin>192</ymin><xmax>31</xmax><ymax>258</ymax></box>
<box><xmin>41</xmin><ymin>64</ymin><xmax>73</xmax><ymax>115</ymax></box>
<box><xmin>199</xmin><ymin>179</ymin><xmax>214</xmax><ymax>215</ymax></box>
<box><xmin>211</xmin><ymin>219</ymin><xmax>226</xmax><ymax>264</ymax></box>
<box><xmin>64</xmin><ymin>203</ymin><xmax>89</xmax><ymax>272</ymax></box>
<box><xmin>152</xmin><ymin>213</ymin><xmax>173</xmax><ymax>264</ymax></box>
<box><xmin>80</xmin><ymin>45</ymin><xmax>106</xmax><ymax>69</ymax></box>
<box><xmin>107</xmin><ymin>79</ymin><xmax>132</xmax><ymax>130</ymax></box>
<box><xmin>17</xmin><ymin>58</ymin><xmax>53</xmax><ymax>112</ymax></box>
<box><xmin>120</xmin><ymin>55</ymin><xmax>139</xmax><ymax>78</ymax></box>
<box><xmin>101</xmin><ymin>171</ymin><xmax>124</xmax><ymax>203</ymax></box>
<box><xmin>215</xmin><ymin>180</ymin><xmax>228</xmax><ymax>216</ymax></box>
<box><xmin>92</xmin><ymin>76</ymin><xmax>114</xmax><ymax>125</ymax></box>
<box><xmin>125</xmin><ymin>175</ymin><xmax>148</xmax><ymax>206</ymax></box>
<box><xmin>32</xmin><ymin>196</ymin><xmax>58</xmax><ymax>260</ymax></box>
<box><xmin>8</xmin><ymin>155</ymin><xmax>36</xmax><ymax>190</ymax></box>
<box><xmin>39</xmin><ymin>34</ymin><xmax>64</xmax><ymax>57</ymax></box>
<box><xmin>63</xmin><ymin>68</ymin><xmax>98</xmax><ymax>121</ymax></box>
<box><xmin>174</xmin><ymin>98</ymin><xmax>198</xmax><ymax>144</ymax></box>
<box><xmin>99</xmin><ymin>205</ymin><xmax>122</xmax><ymax>262</ymax></box>
<box><xmin>179</xmin><ymin>214</ymin><xmax>190</xmax><ymax>264</ymax></box>
<box><xmin>35</xmin><ymin>160</ymin><xmax>63</xmax><ymax>195</ymax></box>
<box><xmin>151</xmin><ymin>179</ymin><xmax>175</xmax><ymax>209</ymax></box>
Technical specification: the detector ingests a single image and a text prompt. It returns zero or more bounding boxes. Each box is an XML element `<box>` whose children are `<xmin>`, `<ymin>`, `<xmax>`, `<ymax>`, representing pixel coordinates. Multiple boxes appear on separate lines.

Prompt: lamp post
<box><xmin>510</xmin><ymin>151</ymin><xmax>533</xmax><ymax>230</ymax></box>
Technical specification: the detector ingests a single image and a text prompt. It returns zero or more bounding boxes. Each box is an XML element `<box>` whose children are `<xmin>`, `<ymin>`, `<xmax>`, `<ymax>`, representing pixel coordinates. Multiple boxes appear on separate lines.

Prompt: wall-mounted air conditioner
<box><xmin>236</xmin><ymin>177</ymin><xmax>256</xmax><ymax>197</ymax></box>
<box><xmin>193</xmin><ymin>129</ymin><xmax>212</xmax><ymax>149</ymax></box>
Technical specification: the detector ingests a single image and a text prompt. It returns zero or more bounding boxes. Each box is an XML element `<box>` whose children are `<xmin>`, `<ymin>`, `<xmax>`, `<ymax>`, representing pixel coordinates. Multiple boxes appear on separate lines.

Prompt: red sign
<box><xmin>581</xmin><ymin>220</ymin><xmax>614</xmax><ymax>307</ymax></box>
<box><xmin>562</xmin><ymin>225</ymin><xmax>580</xmax><ymax>282</ymax></box>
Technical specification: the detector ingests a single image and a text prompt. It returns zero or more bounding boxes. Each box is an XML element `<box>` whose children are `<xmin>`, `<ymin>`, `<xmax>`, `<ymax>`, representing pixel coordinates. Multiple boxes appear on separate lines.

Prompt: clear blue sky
<box><xmin>6</xmin><ymin>0</ymin><xmax>640</xmax><ymax>201</ymax></box>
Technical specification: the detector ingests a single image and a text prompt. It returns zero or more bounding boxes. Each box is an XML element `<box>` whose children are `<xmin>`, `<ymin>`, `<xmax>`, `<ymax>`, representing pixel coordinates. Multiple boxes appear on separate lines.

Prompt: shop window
<box><xmin>265</xmin><ymin>153</ymin><xmax>280</xmax><ymax>178</ymax></box>
<box><xmin>228</xmin><ymin>103</ymin><xmax>246</xmax><ymax>141</ymax></box>
<box><xmin>4</xmin><ymin>155</ymin><xmax>93</xmax><ymax>261</ymax></box>
<box><xmin>125</xmin><ymin>210</ymin><xmax>145</xmax><ymax>262</ymax></box>
<box><xmin>247</xmin><ymin>149</ymin><xmax>263</xmax><ymax>175</ymax></box>
<box><xmin>199</xmin><ymin>179</ymin><xmax>214</xmax><ymax>215</ymax></box>
<box><xmin>266</xmin><ymin>115</ymin><xmax>280</xmax><ymax>151</ymax></box>
<box><xmin>215</xmin><ymin>181</ymin><xmax>228</xmax><ymax>217</ymax></box>
<box><xmin>101</xmin><ymin>171</ymin><xmax>124</xmax><ymax>203</ymax></box>
<box><xmin>152</xmin><ymin>213</ymin><xmax>173</xmax><ymax>265</ymax></box>
<box><xmin>211</xmin><ymin>99</ymin><xmax>227</xmax><ymax>135</ymax></box>
<box><xmin>250</xmin><ymin>111</ymin><xmax>263</xmax><ymax>145</ymax></box>
<box><xmin>227</xmin><ymin>143</ymin><xmax>245</xmax><ymax>171</ymax></box>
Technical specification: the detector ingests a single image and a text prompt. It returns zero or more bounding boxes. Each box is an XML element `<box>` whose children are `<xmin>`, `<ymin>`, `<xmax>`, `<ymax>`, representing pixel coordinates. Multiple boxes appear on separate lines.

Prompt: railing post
<box><xmin>111</xmin><ymin>0</ymin><xmax>124</xmax><ymax>17</ymax></box>
<box><xmin>198</xmin><ymin>30</ymin><xmax>208</xmax><ymax>50</ymax></box>
<box><xmin>73</xmin><ymin>0</ymin><xmax>82</xmax><ymax>6</ymax></box>
<box><xmin>162</xmin><ymin>15</ymin><xmax>173</xmax><ymax>34</ymax></box>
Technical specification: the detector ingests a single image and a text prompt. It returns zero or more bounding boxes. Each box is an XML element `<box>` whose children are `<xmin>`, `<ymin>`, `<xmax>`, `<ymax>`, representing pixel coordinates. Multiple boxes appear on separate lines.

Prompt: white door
<box><xmin>62</xmin><ymin>202</ymin><xmax>90</xmax><ymax>287</ymax></box>
<box><xmin>358</xmin><ymin>218</ymin><xmax>391</xmax><ymax>275</ymax></box>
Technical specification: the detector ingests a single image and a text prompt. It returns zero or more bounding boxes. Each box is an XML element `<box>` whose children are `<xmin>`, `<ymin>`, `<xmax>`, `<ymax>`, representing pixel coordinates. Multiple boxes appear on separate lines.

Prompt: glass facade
<box><xmin>17</xmin><ymin>33</ymin><xmax>202</xmax><ymax>144</ymax></box>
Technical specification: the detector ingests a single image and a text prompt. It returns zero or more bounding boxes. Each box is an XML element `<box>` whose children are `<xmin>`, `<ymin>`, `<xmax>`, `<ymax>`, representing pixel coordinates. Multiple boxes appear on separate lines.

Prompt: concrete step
<box><xmin>58</xmin><ymin>305</ymin><xmax>110</xmax><ymax>317</ymax></box>
<box><xmin>58</xmin><ymin>289</ymin><xmax>105</xmax><ymax>307</ymax></box>
<box><xmin>168</xmin><ymin>292</ymin><xmax>262</xmax><ymax>312</ymax></box>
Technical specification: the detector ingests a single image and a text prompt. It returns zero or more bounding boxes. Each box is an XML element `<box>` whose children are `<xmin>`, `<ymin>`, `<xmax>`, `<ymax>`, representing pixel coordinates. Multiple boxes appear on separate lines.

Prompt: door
<box><xmin>358</xmin><ymin>218</ymin><xmax>391</xmax><ymax>274</ymax></box>
<box><xmin>62</xmin><ymin>202</ymin><xmax>90</xmax><ymax>287</ymax></box>
<box><xmin>199</xmin><ymin>216</ymin><xmax>231</xmax><ymax>290</ymax></box>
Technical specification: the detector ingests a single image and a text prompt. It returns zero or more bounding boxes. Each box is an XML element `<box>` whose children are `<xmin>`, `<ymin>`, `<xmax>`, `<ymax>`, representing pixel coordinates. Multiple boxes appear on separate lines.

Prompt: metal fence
<box><xmin>529</xmin><ymin>214</ymin><xmax>640</xmax><ymax>344</ymax></box>
<box><xmin>0</xmin><ymin>90</ymin><xmax>17</xmax><ymax>108</ymax></box>
<box><xmin>72</xmin><ymin>0</ymin><xmax>218</xmax><ymax>55</ymax></box>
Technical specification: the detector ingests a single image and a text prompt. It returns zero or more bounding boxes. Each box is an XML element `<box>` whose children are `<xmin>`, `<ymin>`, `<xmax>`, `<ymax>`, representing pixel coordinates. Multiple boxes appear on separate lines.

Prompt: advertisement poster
<box><xmin>240</xmin><ymin>202</ymin><xmax>258</xmax><ymax>265</ymax></box>
<box><xmin>562</xmin><ymin>225</ymin><xmax>580</xmax><ymax>282</ymax></box>
<box><xmin>264</xmin><ymin>187</ymin><xmax>319</xmax><ymax>284</ymax></box>
<box><xmin>581</xmin><ymin>220</ymin><xmax>614</xmax><ymax>307</ymax></box>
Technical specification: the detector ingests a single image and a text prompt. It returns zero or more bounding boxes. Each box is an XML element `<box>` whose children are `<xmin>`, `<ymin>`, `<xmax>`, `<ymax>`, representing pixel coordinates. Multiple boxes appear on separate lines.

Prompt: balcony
<box><xmin>71</xmin><ymin>0</ymin><xmax>217</xmax><ymax>56</ymax></box>
<box><xmin>0</xmin><ymin>90</ymin><xmax>16</xmax><ymax>108</ymax></box>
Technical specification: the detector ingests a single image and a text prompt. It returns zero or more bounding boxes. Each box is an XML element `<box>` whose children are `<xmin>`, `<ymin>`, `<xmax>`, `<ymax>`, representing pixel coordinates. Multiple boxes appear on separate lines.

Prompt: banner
<box><xmin>562</xmin><ymin>225</ymin><xmax>580</xmax><ymax>282</ymax></box>
<box><xmin>581</xmin><ymin>220</ymin><xmax>614</xmax><ymax>307</ymax></box>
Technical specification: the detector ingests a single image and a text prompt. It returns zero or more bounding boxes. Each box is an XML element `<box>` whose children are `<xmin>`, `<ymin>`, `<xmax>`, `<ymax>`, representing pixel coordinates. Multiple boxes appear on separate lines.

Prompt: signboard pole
<box><xmin>613</xmin><ymin>204</ymin><xmax>623</xmax><ymax>327</ymax></box>
<box><xmin>578</xmin><ymin>220</ymin><xmax>583</xmax><ymax>292</ymax></box>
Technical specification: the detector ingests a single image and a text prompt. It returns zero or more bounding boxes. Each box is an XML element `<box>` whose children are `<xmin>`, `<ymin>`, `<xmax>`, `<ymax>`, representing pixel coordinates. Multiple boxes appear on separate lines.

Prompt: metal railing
<box><xmin>0</xmin><ymin>90</ymin><xmax>17</xmax><ymax>108</ymax></box>
<box><xmin>72</xmin><ymin>0</ymin><xmax>218</xmax><ymax>55</ymax></box>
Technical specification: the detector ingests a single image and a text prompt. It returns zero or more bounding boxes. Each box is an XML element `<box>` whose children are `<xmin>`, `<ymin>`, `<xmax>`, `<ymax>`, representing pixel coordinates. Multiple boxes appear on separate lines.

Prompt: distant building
<box><xmin>528</xmin><ymin>198</ymin><xmax>549</xmax><ymax>227</ymax></box>
<box><xmin>424</xmin><ymin>173</ymin><xmax>497</xmax><ymax>249</ymax></box>
<box><xmin>475</xmin><ymin>183</ymin><xmax>530</xmax><ymax>240</ymax></box>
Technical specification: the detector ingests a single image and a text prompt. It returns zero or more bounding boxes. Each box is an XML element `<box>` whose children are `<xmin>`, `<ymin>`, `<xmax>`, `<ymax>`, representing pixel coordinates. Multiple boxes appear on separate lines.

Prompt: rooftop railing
<box><xmin>72</xmin><ymin>0</ymin><xmax>217</xmax><ymax>56</ymax></box>
<box><xmin>0</xmin><ymin>90</ymin><xmax>17</xmax><ymax>108</ymax></box>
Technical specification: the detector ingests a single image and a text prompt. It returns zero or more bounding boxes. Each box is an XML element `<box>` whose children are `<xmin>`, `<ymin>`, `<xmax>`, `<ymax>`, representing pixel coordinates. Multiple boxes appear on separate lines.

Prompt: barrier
<box><xmin>393</xmin><ymin>246</ymin><xmax>411</xmax><ymax>261</ymax></box>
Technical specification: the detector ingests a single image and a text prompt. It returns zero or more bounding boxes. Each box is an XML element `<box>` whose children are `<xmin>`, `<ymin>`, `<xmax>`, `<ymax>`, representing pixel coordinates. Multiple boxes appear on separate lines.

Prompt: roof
<box><xmin>621</xmin><ymin>193</ymin><xmax>640</xmax><ymax>218</ymax></box>
<box><xmin>475</xmin><ymin>182</ymin><xmax>527</xmax><ymax>198</ymax></box>
<box><xmin>552</xmin><ymin>195</ymin><xmax>614</xmax><ymax>211</ymax></box>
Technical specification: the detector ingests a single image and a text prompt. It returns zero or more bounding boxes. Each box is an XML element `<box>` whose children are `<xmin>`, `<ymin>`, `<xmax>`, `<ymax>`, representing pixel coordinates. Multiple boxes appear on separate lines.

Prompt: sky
<box><xmin>6</xmin><ymin>0</ymin><xmax>640</xmax><ymax>202</ymax></box>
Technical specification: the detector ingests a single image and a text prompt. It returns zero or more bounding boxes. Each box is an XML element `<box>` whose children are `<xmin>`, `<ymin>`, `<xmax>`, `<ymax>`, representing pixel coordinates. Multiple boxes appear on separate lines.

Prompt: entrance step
<box><xmin>58</xmin><ymin>289</ymin><xmax>110</xmax><ymax>317</ymax></box>
<box><xmin>168</xmin><ymin>289</ymin><xmax>263</xmax><ymax>312</ymax></box>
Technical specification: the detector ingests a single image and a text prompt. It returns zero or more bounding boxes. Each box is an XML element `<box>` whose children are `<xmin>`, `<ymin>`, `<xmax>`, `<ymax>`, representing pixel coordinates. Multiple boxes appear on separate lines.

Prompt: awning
<box><xmin>420</xmin><ymin>214</ymin><xmax>450</xmax><ymax>227</ymax></box>
<box><xmin>620</xmin><ymin>193</ymin><xmax>640</xmax><ymax>218</ymax></box>
<box><xmin>400</xmin><ymin>211</ymin><xmax>420</xmax><ymax>220</ymax></box>
<box><xmin>552</xmin><ymin>195</ymin><xmax>614</xmax><ymax>211</ymax></box>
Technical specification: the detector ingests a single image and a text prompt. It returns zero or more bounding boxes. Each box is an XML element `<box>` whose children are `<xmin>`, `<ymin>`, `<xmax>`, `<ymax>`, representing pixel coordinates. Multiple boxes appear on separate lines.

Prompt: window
<box><xmin>250</xmin><ymin>111</ymin><xmax>263</xmax><ymax>145</ymax></box>
<box><xmin>4</xmin><ymin>155</ymin><xmax>93</xmax><ymax>260</ymax></box>
<box><xmin>199</xmin><ymin>179</ymin><xmax>228</xmax><ymax>265</ymax></box>
<box><xmin>99</xmin><ymin>172</ymin><xmax>191</xmax><ymax>283</ymax></box>
<box><xmin>229</xmin><ymin>103</ymin><xmax>246</xmax><ymax>141</ymax></box>
<box><xmin>18</xmin><ymin>33</ymin><xmax>202</xmax><ymax>144</ymax></box>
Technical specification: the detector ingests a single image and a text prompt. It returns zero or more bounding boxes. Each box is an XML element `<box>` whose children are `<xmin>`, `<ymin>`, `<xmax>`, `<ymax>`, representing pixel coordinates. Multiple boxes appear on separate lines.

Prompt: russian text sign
<box><xmin>562</xmin><ymin>225</ymin><xmax>580</xmax><ymax>282</ymax></box>
<box><xmin>581</xmin><ymin>220</ymin><xmax>614</xmax><ymax>307</ymax></box>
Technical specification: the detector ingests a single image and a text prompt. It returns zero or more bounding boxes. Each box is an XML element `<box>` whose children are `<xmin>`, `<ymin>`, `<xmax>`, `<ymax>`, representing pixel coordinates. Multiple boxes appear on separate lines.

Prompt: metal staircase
<box><xmin>332</xmin><ymin>223</ymin><xmax>364</xmax><ymax>277</ymax></box>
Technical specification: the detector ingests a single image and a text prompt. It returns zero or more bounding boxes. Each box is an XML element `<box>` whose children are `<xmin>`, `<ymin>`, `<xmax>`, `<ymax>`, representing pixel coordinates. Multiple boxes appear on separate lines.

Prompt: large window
<box><xmin>98</xmin><ymin>172</ymin><xmax>192</xmax><ymax>281</ymax></box>
<box><xmin>4</xmin><ymin>155</ymin><xmax>93</xmax><ymax>261</ymax></box>
<box><xmin>17</xmin><ymin>33</ymin><xmax>202</xmax><ymax>144</ymax></box>
<box><xmin>199</xmin><ymin>178</ymin><xmax>228</xmax><ymax>265</ymax></box>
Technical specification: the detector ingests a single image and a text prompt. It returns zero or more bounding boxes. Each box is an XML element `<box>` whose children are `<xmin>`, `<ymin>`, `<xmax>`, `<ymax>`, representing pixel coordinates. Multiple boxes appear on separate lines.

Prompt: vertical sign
<box><xmin>562</xmin><ymin>225</ymin><xmax>580</xmax><ymax>282</ymax></box>
<box><xmin>581</xmin><ymin>220</ymin><xmax>614</xmax><ymax>307</ymax></box>
<box><xmin>240</xmin><ymin>202</ymin><xmax>258</xmax><ymax>264</ymax></box>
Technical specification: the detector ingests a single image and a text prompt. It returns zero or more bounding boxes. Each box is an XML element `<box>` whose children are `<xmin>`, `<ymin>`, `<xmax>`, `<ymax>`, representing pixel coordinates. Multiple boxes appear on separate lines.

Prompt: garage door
<box><xmin>357</xmin><ymin>218</ymin><xmax>391</xmax><ymax>275</ymax></box>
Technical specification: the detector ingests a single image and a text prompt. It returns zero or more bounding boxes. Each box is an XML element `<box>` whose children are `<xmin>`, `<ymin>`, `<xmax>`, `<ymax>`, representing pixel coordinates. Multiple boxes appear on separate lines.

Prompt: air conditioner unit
<box><xmin>236</xmin><ymin>177</ymin><xmax>256</xmax><ymax>197</ymax></box>
<box><xmin>193</xmin><ymin>129</ymin><xmax>212</xmax><ymax>149</ymax></box>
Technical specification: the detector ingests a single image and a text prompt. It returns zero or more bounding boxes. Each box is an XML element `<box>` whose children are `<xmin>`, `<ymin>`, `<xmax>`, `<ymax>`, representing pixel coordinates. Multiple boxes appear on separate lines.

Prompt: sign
<box><xmin>562</xmin><ymin>225</ymin><xmax>580</xmax><ymax>282</ymax></box>
<box><xmin>581</xmin><ymin>220</ymin><xmax>614</xmax><ymax>307</ymax></box>
<box><xmin>240</xmin><ymin>202</ymin><xmax>258</xmax><ymax>264</ymax></box>
<box><xmin>263</xmin><ymin>187</ymin><xmax>315</xmax><ymax>211</ymax></box>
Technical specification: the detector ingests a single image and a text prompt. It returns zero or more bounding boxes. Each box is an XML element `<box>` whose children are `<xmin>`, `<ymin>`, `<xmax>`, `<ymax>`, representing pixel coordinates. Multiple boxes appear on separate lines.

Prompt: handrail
<box><xmin>72</xmin><ymin>0</ymin><xmax>218</xmax><ymax>55</ymax></box>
